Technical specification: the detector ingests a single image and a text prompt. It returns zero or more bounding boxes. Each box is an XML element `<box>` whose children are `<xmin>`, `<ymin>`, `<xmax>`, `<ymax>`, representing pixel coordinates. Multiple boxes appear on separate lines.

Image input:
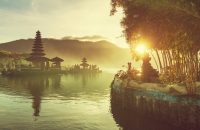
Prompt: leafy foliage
<box><xmin>111</xmin><ymin>0</ymin><xmax>200</xmax><ymax>51</ymax></box>
<box><xmin>111</xmin><ymin>0</ymin><xmax>200</xmax><ymax>93</ymax></box>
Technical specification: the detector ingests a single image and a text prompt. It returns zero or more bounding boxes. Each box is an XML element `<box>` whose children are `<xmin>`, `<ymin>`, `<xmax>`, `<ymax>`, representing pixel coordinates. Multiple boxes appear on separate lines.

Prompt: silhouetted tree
<box><xmin>110</xmin><ymin>0</ymin><xmax>200</xmax><ymax>94</ymax></box>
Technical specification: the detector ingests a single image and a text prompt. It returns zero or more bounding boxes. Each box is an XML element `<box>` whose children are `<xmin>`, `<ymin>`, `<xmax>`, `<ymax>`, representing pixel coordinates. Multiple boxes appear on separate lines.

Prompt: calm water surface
<box><xmin>0</xmin><ymin>73</ymin><xmax>120</xmax><ymax>130</ymax></box>
<box><xmin>1</xmin><ymin>72</ymin><xmax>199</xmax><ymax>130</ymax></box>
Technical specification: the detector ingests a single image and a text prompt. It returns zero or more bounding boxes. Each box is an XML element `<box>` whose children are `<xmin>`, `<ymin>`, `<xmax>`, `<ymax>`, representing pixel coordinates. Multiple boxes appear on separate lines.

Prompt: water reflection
<box><xmin>111</xmin><ymin>87</ymin><xmax>200</xmax><ymax>130</ymax></box>
<box><xmin>0</xmin><ymin>73</ymin><xmax>120</xmax><ymax>130</ymax></box>
<box><xmin>70</xmin><ymin>73</ymin><xmax>100</xmax><ymax>87</ymax></box>
<box><xmin>3</xmin><ymin>75</ymin><xmax>59</xmax><ymax>117</ymax></box>
<box><xmin>0</xmin><ymin>73</ymin><xmax>102</xmax><ymax>117</ymax></box>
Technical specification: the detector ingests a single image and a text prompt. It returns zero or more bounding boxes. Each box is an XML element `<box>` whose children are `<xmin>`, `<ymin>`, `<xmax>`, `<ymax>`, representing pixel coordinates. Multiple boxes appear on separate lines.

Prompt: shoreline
<box><xmin>112</xmin><ymin>75</ymin><xmax>200</xmax><ymax>96</ymax></box>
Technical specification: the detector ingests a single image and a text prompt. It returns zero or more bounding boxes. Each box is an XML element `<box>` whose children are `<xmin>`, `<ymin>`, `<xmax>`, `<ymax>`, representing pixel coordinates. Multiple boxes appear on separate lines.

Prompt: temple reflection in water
<box><xmin>6</xmin><ymin>75</ymin><xmax>61</xmax><ymax>117</ymax></box>
<box><xmin>1</xmin><ymin>73</ymin><xmax>101</xmax><ymax>117</ymax></box>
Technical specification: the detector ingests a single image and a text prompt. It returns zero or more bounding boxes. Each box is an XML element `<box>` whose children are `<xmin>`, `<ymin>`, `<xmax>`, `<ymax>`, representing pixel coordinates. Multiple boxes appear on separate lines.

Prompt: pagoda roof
<box><xmin>51</xmin><ymin>57</ymin><xmax>64</xmax><ymax>62</ymax></box>
<box><xmin>30</xmin><ymin>52</ymin><xmax>45</xmax><ymax>56</ymax></box>
<box><xmin>80</xmin><ymin>63</ymin><xmax>89</xmax><ymax>67</ymax></box>
<box><xmin>26</xmin><ymin>56</ymin><xmax>50</xmax><ymax>62</ymax></box>
<box><xmin>82</xmin><ymin>57</ymin><xmax>87</xmax><ymax>60</ymax></box>
<box><xmin>32</xmin><ymin>45</ymin><xmax>43</xmax><ymax>48</ymax></box>
<box><xmin>31</xmin><ymin>49</ymin><xmax>44</xmax><ymax>53</ymax></box>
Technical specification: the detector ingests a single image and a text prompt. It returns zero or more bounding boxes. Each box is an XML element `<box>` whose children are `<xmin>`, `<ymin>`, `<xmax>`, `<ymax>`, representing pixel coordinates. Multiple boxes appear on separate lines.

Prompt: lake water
<box><xmin>0</xmin><ymin>73</ymin><xmax>120</xmax><ymax>130</ymax></box>
<box><xmin>1</xmin><ymin>72</ymin><xmax>199</xmax><ymax>130</ymax></box>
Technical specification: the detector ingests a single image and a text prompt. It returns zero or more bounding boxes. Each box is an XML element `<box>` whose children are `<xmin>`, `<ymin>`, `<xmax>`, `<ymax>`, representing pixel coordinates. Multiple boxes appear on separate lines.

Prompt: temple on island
<box><xmin>80</xmin><ymin>57</ymin><xmax>89</xmax><ymax>69</ymax></box>
<box><xmin>1</xmin><ymin>30</ymin><xmax>102</xmax><ymax>76</ymax></box>
<box><xmin>69</xmin><ymin>57</ymin><xmax>101</xmax><ymax>73</ymax></box>
<box><xmin>26</xmin><ymin>31</ymin><xmax>50</xmax><ymax>70</ymax></box>
<box><xmin>1</xmin><ymin>31</ymin><xmax>65</xmax><ymax>76</ymax></box>
<box><xmin>26</xmin><ymin>31</ymin><xmax>64</xmax><ymax>70</ymax></box>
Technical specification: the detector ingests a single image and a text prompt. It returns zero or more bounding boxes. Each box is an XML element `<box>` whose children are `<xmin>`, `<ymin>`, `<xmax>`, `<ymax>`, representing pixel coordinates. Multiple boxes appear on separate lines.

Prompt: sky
<box><xmin>0</xmin><ymin>0</ymin><xmax>128</xmax><ymax>47</ymax></box>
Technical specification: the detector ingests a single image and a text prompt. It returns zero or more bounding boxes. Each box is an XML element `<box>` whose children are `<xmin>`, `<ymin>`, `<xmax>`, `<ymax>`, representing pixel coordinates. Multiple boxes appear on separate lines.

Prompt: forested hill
<box><xmin>0</xmin><ymin>38</ymin><xmax>131</xmax><ymax>68</ymax></box>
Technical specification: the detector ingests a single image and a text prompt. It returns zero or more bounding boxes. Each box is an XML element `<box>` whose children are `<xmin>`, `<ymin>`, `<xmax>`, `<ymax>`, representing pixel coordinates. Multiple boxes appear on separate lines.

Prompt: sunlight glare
<box><xmin>135</xmin><ymin>42</ymin><xmax>148</xmax><ymax>55</ymax></box>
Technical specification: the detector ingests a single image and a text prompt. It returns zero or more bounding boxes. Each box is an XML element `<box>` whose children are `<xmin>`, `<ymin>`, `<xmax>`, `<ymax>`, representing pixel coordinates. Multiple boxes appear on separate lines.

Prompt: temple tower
<box><xmin>27</xmin><ymin>31</ymin><xmax>49</xmax><ymax>69</ymax></box>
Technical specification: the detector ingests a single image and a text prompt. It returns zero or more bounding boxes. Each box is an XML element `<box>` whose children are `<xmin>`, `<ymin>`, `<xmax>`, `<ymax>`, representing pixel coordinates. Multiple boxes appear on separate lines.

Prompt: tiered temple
<box><xmin>1</xmin><ymin>31</ymin><xmax>65</xmax><ymax>76</ymax></box>
<box><xmin>1</xmin><ymin>30</ymin><xmax>103</xmax><ymax>76</ymax></box>
<box><xmin>80</xmin><ymin>57</ymin><xmax>89</xmax><ymax>69</ymax></box>
<box><xmin>26</xmin><ymin>31</ymin><xmax>49</xmax><ymax>69</ymax></box>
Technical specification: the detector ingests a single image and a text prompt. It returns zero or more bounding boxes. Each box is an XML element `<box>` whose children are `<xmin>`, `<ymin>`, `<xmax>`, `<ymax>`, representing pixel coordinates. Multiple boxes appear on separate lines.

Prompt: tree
<box><xmin>111</xmin><ymin>0</ymin><xmax>200</xmax><ymax>94</ymax></box>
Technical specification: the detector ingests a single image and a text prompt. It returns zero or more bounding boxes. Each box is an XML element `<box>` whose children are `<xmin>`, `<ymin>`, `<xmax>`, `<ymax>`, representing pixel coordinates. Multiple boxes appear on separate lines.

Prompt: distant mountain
<box><xmin>0</xmin><ymin>38</ymin><xmax>131</xmax><ymax>68</ymax></box>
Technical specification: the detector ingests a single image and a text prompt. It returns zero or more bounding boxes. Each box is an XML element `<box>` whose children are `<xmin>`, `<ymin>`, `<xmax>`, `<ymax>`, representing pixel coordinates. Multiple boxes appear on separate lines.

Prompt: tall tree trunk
<box><xmin>161</xmin><ymin>50</ymin><xmax>166</xmax><ymax>71</ymax></box>
<box><xmin>150</xmin><ymin>50</ymin><xmax>159</xmax><ymax>72</ymax></box>
<box><xmin>155</xmin><ymin>49</ymin><xmax>163</xmax><ymax>73</ymax></box>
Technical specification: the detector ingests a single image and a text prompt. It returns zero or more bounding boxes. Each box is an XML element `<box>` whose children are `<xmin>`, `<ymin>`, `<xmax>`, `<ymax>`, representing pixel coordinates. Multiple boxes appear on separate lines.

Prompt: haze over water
<box><xmin>1</xmin><ymin>72</ymin><xmax>199</xmax><ymax>130</ymax></box>
<box><xmin>0</xmin><ymin>73</ymin><xmax>119</xmax><ymax>130</ymax></box>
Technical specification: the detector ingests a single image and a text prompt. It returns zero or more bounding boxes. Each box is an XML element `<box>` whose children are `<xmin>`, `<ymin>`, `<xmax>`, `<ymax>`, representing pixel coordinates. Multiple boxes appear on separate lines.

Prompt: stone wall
<box><xmin>111</xmin><ymin>85</ymin><xmax>200</xmax><ymax>130</ymax></box>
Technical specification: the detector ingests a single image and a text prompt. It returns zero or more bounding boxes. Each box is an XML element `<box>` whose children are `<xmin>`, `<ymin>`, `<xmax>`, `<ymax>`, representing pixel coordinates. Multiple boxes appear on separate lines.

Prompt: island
<box><xmin>1</xmin><ymin>31</ymin><xmax>65</xmax><ymax>76</ymax></box>
<box><xmin>110</xmin><ymin>1</ymin><xmax>200</xmax><ymax>130</ymax></box>
<box><xmin>68</xmin><ymin>57</ymin><xmax>102</xmax><ymax>73</ymax></box>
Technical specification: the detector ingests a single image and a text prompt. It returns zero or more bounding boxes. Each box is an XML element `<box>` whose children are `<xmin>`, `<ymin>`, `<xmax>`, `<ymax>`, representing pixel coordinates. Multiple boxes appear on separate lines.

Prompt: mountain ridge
<box><xmin>0</xmin><ymin>38</ymin><xmax>131</xmax><ymax>68</ymax></box>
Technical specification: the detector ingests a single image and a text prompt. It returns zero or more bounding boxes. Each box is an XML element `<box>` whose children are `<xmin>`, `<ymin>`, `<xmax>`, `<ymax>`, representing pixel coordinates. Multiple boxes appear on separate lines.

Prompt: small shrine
<box><xmin>80</xmin><ymin>57</ymin><xmax>89</xmax><ymax>69</ymax></box>
<box><xmin>69</xmin><ymin>57</ymin><xmax>102</xmax><ymax>73</ymax></box>
<box><xmin>51</xmin><ymin>57</ymin><xmax>64</xmax><ymax>69</ymax></box>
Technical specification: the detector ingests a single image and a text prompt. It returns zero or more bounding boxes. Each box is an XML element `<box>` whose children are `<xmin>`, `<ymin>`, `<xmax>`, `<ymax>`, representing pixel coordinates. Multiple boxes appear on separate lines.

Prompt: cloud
<box><xmin>0</xmin><ymin>0</ymin><xmax>128</xmax><ymax>47</ymax></box>
<box><xmin>0</xmin><ymin>0</ymin><xmax>32</xmax><ymax>12</ymax></box>
<box><xmin>62</xmin><ymin>35</ymin><xmax>108</xmax><ymax>42</ymax></box>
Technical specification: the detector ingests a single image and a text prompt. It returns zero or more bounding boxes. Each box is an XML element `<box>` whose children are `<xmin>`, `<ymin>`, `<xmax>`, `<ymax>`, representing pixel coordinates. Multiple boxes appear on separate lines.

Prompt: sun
<box><xmin>135</xmin><ymin>43</ymin><xmax>148</xmax><ymax>55</ymax></box>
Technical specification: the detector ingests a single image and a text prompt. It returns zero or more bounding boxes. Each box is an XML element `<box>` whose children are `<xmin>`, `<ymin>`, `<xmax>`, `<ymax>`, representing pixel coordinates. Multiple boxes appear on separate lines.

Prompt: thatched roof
<box><xmin>80</xmin><ymin>63</ymin><xmax>89</xmax><ymax>67</ymax></box>
<box><xmin>51</xmin><ymin>57</ymin><xmax>64</xmax><ymax>62</ymax></box>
